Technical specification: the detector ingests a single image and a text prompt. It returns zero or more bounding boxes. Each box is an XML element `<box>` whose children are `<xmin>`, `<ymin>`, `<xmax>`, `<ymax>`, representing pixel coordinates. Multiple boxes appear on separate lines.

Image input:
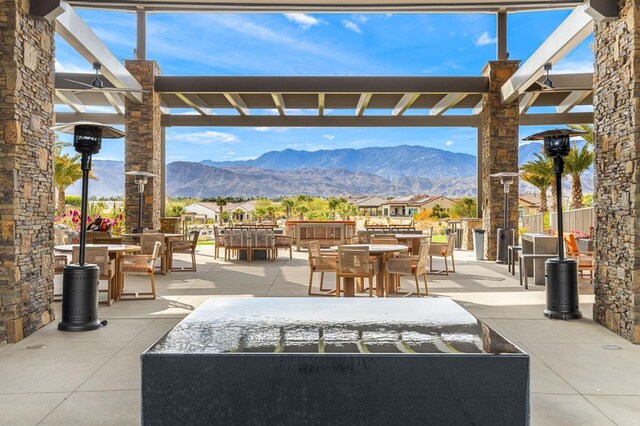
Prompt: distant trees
<box><xmin>450</xmin><ymin>197</ymin><xmax>477</xmax><ymax>218</ymax></box>
<box><xmin>564</xmin><ymin>143</ymin><xmax>594</xmax><ymax>208</ymax></box>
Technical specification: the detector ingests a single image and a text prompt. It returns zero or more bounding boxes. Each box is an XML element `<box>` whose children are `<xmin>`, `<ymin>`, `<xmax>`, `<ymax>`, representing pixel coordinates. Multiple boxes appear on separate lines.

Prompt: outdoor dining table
<box><xmin>54</xmin><ymin>244</ymin><xmax>141</xmax><ymax>302</ymax></box>
<box><xmin>329</xmin><ymin>244</ymin><xmax>408</xmax><ymax>297</ymax></box>
<box><xmin>393</xmin><ymin>234</ymin><xmax>430</xmax><ymax>254</ymax></box>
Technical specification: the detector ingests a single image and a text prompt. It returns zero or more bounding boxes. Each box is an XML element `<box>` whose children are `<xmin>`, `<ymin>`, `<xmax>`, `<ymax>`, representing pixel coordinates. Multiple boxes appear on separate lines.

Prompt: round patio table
<box><xmin>330</xmin><ymin>244</ymin><xmax>408</xmax><ymax>297</ymax></box>
<box><xmin>54</xmin><ymin>244</ymin><xmax>141</xmax><ymax>302</ymax></box>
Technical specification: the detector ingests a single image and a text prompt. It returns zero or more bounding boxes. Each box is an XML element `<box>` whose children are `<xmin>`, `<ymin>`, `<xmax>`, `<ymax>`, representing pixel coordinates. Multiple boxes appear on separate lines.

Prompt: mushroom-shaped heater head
<box><xmin>53</xmin><ymin>121</ymin><xmax>125</xmax><ymax>156</ymax></box>
<box><xmin>523</xmin><ymin>129</ymin><xmax>587</xmax><ymax>158</ymax></box>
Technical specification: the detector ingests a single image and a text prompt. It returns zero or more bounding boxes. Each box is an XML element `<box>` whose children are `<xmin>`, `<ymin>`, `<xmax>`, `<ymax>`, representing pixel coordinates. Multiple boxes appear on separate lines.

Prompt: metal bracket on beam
<box><xmin>584</xmin><ymin>0</ymin><xmax>618</xmax><ymax>22</ymax></box>
<box><xmin>31</xmin><ymin>0</ymin><xmax>65</xmax><ymax>21</ymax></box>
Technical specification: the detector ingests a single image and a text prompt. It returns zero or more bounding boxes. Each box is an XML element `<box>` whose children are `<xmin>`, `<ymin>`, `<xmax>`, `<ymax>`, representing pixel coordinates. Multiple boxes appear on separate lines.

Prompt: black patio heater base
<box><xmin>496</xmin><ymin>228</ymin><xmax>513</xmax><ymax>264</ymax></box>
<box><xmin>544</xmin><ymin>258</ymin><xmax>582</xmax><ymax>320</ymax></box>
<box><xmin>58</xmin><ymin>264</ymin><xmax>103</xmax><ymax>332</ymax></box>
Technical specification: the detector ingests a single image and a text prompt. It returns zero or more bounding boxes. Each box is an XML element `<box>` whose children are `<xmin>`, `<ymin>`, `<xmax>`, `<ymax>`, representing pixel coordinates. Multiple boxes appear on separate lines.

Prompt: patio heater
<box><xmin>490</xmin><ymin>172</ymin><xmax>519</xmax><ymax>264</ymax></box>
<box><xmin>125</xmin><ymin>171</ymin><xmax>157</xmax><ymax>233</ymax></box>
<box><xmin>53</xmin><ymin>122</ymin><xmax>125</xmax><ymax>332</ymax></box>
<box><xmin>524</xmin><ymin>129</ymin><xmax>586</xmax><ymax>320</ymax></box>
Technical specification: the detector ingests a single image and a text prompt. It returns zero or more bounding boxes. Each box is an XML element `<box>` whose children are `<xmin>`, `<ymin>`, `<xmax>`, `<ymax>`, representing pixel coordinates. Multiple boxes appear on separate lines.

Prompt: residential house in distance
<box><xmin>350</xmin><ymin>196</ymin><xmax>388</xmax><ymax>216</ymax></box>
<box><xmin>519</xmin><ymin>194</ymin><xmax>540</xmax><ymax>217</ymax></box>
<box><xmin>185</xmin><ymin>201</ymin><xmax>256</xmax><ymax>222</ymax></box>
<box><xmin>381</xmin><ymin>195</ymin><xmax>456</xmax><ymax>217</ymax></box>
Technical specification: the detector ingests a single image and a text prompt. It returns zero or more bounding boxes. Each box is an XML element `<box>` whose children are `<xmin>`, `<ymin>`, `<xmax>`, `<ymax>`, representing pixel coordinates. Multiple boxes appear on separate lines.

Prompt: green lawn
<box><xmin>430</xmin><ymin>234</ymin><xmax>446</xmax><ymax>243</ymax></box>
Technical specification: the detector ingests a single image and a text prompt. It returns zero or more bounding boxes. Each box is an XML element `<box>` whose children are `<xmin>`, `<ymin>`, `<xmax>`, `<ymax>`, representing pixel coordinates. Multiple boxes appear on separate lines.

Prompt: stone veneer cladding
<box><xmin>124</xmin><ymin>61</ymin><xmax>162</xmax><ymax>231</ymax></box>
<box><xmin>480</xmin><ymin>61</ymin><xmax>520</xmax><ymax>261</ymax></box>
<box><xmin>593</xmin><ymin>0</ymin><xmax>640</xmax><ymax>343</ymax></box>
<box><xmin>0</xmin><ymin>0</ymin><xmax>56</xmax><ymax>343</ymax></box>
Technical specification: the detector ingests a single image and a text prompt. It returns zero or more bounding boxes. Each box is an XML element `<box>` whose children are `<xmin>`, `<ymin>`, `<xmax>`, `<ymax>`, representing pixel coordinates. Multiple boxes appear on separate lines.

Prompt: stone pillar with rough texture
<box><xmin>0</xmin><ymin>1</ymin><xmax>56</xmax><ymax>343</ymax></box>
<box><xmin>124</xmin><ymin>61</ymin><xmax>162</xmax><ymax>231</ymax></box>
<box><xmin>480</xmin><ymin>61</ymin><xmax>520</xmax><ymax>261</ymax></box>
<box><xmin>593</xmin><ymin>0</ymin><xmax>640</xmax><ymax>343</ymax></box>
<box><xmin>461</xmin><ymin>218</ymin><xmax>483</xmax><ymax>250</ymax></box>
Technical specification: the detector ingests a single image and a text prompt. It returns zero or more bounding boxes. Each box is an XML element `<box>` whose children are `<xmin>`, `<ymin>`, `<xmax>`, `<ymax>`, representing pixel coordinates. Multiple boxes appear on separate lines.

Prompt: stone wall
<box><xmin>0</xmin><ymin>0</ymin><xmax>56</xmax><ymax>343</ymax></box>
<box><xmin>593</xmin><ymin>0</ymin><xmax>640</xmax><ymax>343</ymax></box>
<box><xmin>480</xmin><ymin>61</ymin><xmax>520</xmax><ymax>261</ymax></box>
<box><xmin>124</xmin><ymin>61</ymin><xmax>162</xmax><ymax>231</ymax></box>
<box><xmin>461</xmin><ymin>218</ymin><xmax>483</xmax><ymax>251</ymax></box>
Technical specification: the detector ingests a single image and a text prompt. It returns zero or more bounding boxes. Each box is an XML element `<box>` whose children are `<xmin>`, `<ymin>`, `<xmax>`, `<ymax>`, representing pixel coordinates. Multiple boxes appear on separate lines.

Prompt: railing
<box><xmin>521</xmin><ymin>212</ymin><xmax>544</xmax><ymax>234</ymax></box>
<box><xmin>550</xmin><ymin>207</ymin><xmax>594</xmax><ymax>235</ymax></box>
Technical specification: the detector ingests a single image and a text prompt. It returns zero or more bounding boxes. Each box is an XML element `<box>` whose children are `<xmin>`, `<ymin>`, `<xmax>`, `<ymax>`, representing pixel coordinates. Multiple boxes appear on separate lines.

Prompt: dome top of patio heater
<box><xmin>52</xmin><ymin>121</ymin><xmax>125</xmax><ymax>139</ymax></box>
<box><xmin>521</xmin><ymin>128</ymin><xmax>586</xmax><ymax>140</ymax></box>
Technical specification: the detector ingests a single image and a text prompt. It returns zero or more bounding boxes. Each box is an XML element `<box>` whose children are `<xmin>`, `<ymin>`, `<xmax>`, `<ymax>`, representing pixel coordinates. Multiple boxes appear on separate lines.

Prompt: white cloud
<box><xmin>55</xmin><ymin>59</ymin><xmax>90</xmax><ymax>73</ymax></box>
<box><xmin>342</xmin><ymin>20</ymin><xmax>362</xmax><ymax>34</ymax></box>
<box><xmin>445</xmin><ymin>140</ymin><xmax>455</xmax><ymax>147</ymax></box>
<box><xmin>354</xmin><ymin>15</ymin><xmax>369</xmax><ymax>24</ymax></box>
<box><xmin>553</xmin><ymin>60</ymin><xmax>594</xmax><ymax>74</ymax></box>
<box><xmin>254</xmin><ymin>127</ymin><xmax>271</xmax><ymax>132</ymax></box>
<box><xmin>284</xmin><ymin>13</ymin><xmax>320</xmax><ymax>29</ymax></box>
<box><xmin>473</xmin><ymin>32</ymin><xmax>496</xmax><ymax>47</ymax></box>
<box><xmin>322</xmin><ymin>134</ymin><xmax>336</xmax><ymax>140</ymax></box>
<box><xmin>169</xmin><ymin>131</ymin><xmax>240</xmax><ymax>145</ymax></box>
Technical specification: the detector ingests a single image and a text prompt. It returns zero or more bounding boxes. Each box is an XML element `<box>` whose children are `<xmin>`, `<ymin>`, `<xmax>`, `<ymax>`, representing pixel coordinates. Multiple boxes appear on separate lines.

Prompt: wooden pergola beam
<box><xmin>430</xmin><ymin>93</ymin><xmax>468</xmax><ymax>116</ymax></box>
<box><xmin>272</xmin><ymin>93</ymin><xmax>287</xmax><ymax>116</ymax></box>
<box><xmin>519</xmin><ymin>92</ymin><xmax>539</xmax><ymax>114</ymax></box>
<box><xmin>176</xmin><ymin>93</ymin><xmax>213</xmax><ymax>115</ymax></box>
<box><xmin>392</xmin><ymin>93</ymin><xmax>420</xmax><ymax>116</ymax></box>
<box><xmin>318</xmin><ymin>93</ymin><xmax>325</xmax><ymax>116</ymax></box>
<box><xmin>55</xmin><ymin>89</ymin><xmax>86</xmax><ymax>113</ymax></box>
<box><xmin>104</xmin><ymin>91</ymin><xmax>125</xmax><ymax>114</ymax></box>
<box><xmin>223</xmin><ymin>93</ymin><xmax>250</xmax><ymax>116</ymax></box>
<box><xmin>556</xmin><ymin>90</ymin><xmax>591</xmax><ymax>113</ymax></box>
<box><xmin>355</xmin><ymin>93</ymin><xmax>372</xmax><ymax>116</ymax></box>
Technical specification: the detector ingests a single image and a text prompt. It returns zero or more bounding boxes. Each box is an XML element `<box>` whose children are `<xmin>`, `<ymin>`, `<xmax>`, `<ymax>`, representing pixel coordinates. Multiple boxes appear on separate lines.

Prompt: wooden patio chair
<box><xmin>335</xmin><ymin>245</ymin><xmax>379</xmax><ymax>297</ymax></box>
<box><xmin>119</xmin><ymin>241</ymin><xmax>162</xmax><ymax>301</ymax></box>
<box><xmin>274</xmin><ymin>234</ymin><xmax>293</xmax><ymax>259</ymax></box>
<box><xmin>307</xmin><ymin>240</ymin><xmax>337</xmax><ymax>296</ymax></box>
<box><xmin>213</xmin><ymin>226</ymin><xmax>225</xmax><ymax>259</ymax></box>
<box><xmin>53</xmin><ymin>254</ymin><xmax>67</xmax><ymax>302</ymax></box>
<box><xmin>429</xmin><ymin>233</ymin><xmax>456</xmax><ymax>275</ymax></box>
<box><xmin>140</xmin><ymin>233</ymin><xmax>166</xmax><ymax>274</ymax></box>
<box><xmin>387</xmin><ymin>241</ymin><xmax>430</xmax><ymax>297</ymax></box>
<box><xmin>72</xmin><ymin>246</ymin><xmax>116</xmax><ymax>306</ymax></box>
<box><xmin>85</xmin><ymin>230</ymin><xmax>111</xmax><ymax>244</ymax></box>
<box><xmin>92</xmin><ymin>236</ymin><xmax>123</xmax><ymax>245</ymax></box>
<box><xmin>370</xmin><ymin>237</ymin><xmax>399</xmax><ymax>245</ymax></box>
<box><xmin>564</xmin><ymin>233</ymin><xmax>594</xmax><ymax>282</ymax></box>
<box><xmin>251</xmin><ymin>229</ymin><xmax>275</xmax><ymax>262</ymax></box>
<box><xmin>169</xmin><ymin>230</ymin><xmax>200</xmax><ymax>272</ymax></box>
<box><xmin>225</xmin><ymin>229</ymin><xmax>251</xmax><ymax>262</ymax></box>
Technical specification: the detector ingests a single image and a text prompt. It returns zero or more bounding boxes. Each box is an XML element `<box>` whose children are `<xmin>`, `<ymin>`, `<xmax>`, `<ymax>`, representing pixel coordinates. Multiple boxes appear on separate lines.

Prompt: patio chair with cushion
<box><xmin>72</xmin><ymin>246</ymin><xmax>116</xmax><ymax>306</ymax></box>
<box><xmin>225</xmin><ymin>229</ymin><xmax>251</xmax><ymax>262</ymax></box>
<box><xmin>251</xmin><ymin>229</ymin><xmax>275</xmax><ymax>262</ymax></box>
<box><xmin>140</xmin><ymin>233</ymin><xmax>167</xmax><ymax>274</ymax></box>
<box><xmin>336</xmin><ymin>246</ymin><xmax>379</xmax><ymax>297</ymax></box>
<box><xmin>429</xmin><ymin>233</ymin><xmax>456</xmax><ymax>275</ymax></box>
<box><xmin>387</xmin><ymin>241</ymin><xmax>430</xmax><ymax>297</ymax></box>
<box><xmin>169</xmin><ymin>230</ymin><xmax>200</xmax><ymax>272</ymax></box>
<box><xmin>85</xmin><ymin>230</ymin><xmax>111</xmax><ymax>244</ymax></box>
<box><xmin>564</xmin><ymin>233</ymin><xmax>594</xmax><ymax>282</ymax></box>
<box><xmin>119</xmin><ymin>241</ymin><xmax>162</xmax><ymax>301</ymax></box>
<box><xmin>307</xmin><ymin>240</ymin><xmax>337</xmax><ymax>296</ymax></box>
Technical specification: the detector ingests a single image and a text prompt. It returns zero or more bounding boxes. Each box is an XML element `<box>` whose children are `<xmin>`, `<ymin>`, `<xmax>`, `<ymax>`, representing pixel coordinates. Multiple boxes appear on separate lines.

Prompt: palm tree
<box><xmin>568</xmin><ymin>124</ymin><xmax>593</xmax><ymax>145</ymax></box>
<box><xmin>294</xmin><ymin>204</ymin><xmax>308</xmax><ymax>220</ymax></box>
<box><xmin>214</xmin><ymin>197</ymin><xmax>227</xmax><ymax>224</ymax></box>
<box><xmin>521</xmin><ymin>153</ymin><xmax>559</xmax><ymax>211</ymax></box>
<box><xmin>564</xmin><ymin>143</ymin><xmax>594</xmax><ymax>209</ymax></box>
<box><xmin>54</xmin><ymin>152</ymin><xmax>84</xmax><ymax>213</ymax></box>
<box><xmin>281</xmin><ymin>198</ymin><xmax>294</xmax><ymax>219</ymax></box>
<box><xmin>520</xmin><ymin>172</ymin><xmax>551</xmax><ymax>212</ymax></box>
<box><xmin>450</xmin><ymin>197</ymin><xmax>477</xmax><ymax>218</ymax></box>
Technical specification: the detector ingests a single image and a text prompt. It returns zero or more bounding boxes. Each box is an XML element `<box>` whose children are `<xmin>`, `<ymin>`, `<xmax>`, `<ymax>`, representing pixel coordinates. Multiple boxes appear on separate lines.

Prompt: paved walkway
<box><xmin>0</xmin><ymin>247</ymin><xmax>638</xmax><ymax>425</ymax></box>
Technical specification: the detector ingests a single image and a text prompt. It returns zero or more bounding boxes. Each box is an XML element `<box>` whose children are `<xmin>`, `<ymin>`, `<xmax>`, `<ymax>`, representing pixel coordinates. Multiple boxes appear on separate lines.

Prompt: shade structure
<box><xmin>52</xmin><ymin>121</ymin><xmax>125</xmax><ymax>139</ymax></box>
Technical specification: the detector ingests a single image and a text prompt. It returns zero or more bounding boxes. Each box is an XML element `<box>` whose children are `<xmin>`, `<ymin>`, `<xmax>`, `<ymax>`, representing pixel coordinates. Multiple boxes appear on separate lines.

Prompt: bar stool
<box><xmin>508</xmin><ymin>245</ymin><xmax>522</xmax><ymax>275</ymax></box>
<box><xmin>519</xmin><ymin>253</ymin><xmax>557</xmax><ymax>289</ymax></box>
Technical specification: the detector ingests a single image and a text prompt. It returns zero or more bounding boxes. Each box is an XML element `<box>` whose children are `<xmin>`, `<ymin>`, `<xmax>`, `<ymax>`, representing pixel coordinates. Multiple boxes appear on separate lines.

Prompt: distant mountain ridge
<box><xmin>68</xmin><ymin>144</ymin><xmax>593</xmax><ymax>198</ymax></box>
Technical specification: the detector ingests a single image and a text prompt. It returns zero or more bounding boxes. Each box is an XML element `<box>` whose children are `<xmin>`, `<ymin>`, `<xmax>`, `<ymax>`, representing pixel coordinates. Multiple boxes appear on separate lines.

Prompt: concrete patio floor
<box><xmin>1</xmin><ymin>247</ymin><xmax>639</xmax><ymax>425</ymax></box>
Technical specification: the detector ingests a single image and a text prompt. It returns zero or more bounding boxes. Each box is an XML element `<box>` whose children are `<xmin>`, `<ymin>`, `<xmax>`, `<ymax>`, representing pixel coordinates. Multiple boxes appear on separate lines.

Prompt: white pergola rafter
<box><xmin>176</xmin><ymin>93</ymin><xmax>213</xmax><ymax>115</ymax></box>
<box><xmin>54</xmin><ymin>2</ymin><xmax>143</xmax><ymax>103</ymax></box>
<box><xmin>318</xmin><ymin>93</ymin><xmax>325</xmax><ymax>116</ymax></box>
<box><xmin>430</xmin><ymin>93</ymin><xmax>468</xmax><ymax>116</ymax></box>
<box><xmin>500</xmin><ymin>5</ymin><xmax>594</xmax><ymax>104</ymax></box>
<box><xmin>272</xmin><ymin>94</ymin><xmax>287</xmax><ymax>116</ymax></box>
<box><xmin>355</xmin><ymin>93</ymin><xmax>372</xmax><ymax>116</ymax></box>
<box><xmin>393</xmin><ymin>93</ymin><xmax>421</xmax><ymax>116</ymax></box>
<box><xmin>519</xmin><ymin>92</ymin><xmax>539</xmax><ymax>114</ymax></box>
<box><xmin>55</xmin><ymin>89</ymin><xmax>86</xmax><ymax>113</ymax></box>
<box><xmin>224</xmin><ymin>93</ymin><xmax>250</xmax><ymax>116</ymax></box>
<box><xmin>557</xmin><ymin>90</ymin><xmax>591</xmax><ymax>113</ymax></box>
<box><xmin>104</xmin><ymin>91</ymin><xmax>125</xmax><ymax>114</ymax></box>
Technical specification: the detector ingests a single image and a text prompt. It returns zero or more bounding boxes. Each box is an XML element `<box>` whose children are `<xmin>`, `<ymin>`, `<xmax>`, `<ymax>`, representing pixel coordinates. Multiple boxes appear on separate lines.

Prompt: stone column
<box><xmin>480</xmin><ymin>61</ymin><xmax>520</xmax><ymax>261</ymax></box>
<box><xmin>124</xmin><ymin>61</ymin><xmax>162</xmax><ymax>231</ymax></box>
<box><xmin>0</xmin><ymin>1</ymin><xmax>56</xmax><ymax>343</ymax></box>
<box><xmin>593</xmin><ymin>0</ymin><xmax>640</xmax><ymax>343</ymax></box>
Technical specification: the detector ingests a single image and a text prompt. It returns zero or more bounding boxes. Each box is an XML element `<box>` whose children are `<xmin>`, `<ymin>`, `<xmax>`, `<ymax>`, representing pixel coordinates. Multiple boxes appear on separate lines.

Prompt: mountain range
<box><xmin>68</xmin><ymin>143</ymin><xmax>593</xmax><ymax>199</ymax></box>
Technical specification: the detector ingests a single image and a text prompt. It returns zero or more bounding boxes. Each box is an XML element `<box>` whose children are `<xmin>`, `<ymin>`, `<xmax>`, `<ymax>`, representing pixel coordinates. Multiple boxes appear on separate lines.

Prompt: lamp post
<box><xmin>490</xmin><ymin>172</ymin><xmax>519</xmax><ymax>264</ymax></box>
<box><xmin>125</xmin><ymin>171</ymin><xmax>157</xmax><ymax>233</ymax></box>
<box><xmin>52</xmin><ymin>122</ymin><xmax>125</xmax><ymax>332</ymax></box>
<box><xmin>523</xmin><ymin>129</ymin><xmax>586</xmax><ymax>320</ymax></box>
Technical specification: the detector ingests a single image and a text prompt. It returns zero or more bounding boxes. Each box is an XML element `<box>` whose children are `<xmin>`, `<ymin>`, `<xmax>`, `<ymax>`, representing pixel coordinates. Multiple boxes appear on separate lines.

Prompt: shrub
<box><xmin>65</xmin><ymin>195</ymin><xmax>82</xmax><ymax>208</ymax></box>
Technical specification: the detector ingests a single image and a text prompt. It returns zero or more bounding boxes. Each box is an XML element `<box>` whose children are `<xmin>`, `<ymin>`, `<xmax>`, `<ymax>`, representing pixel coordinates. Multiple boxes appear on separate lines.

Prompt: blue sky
<box><xmin>55</xmin><ymin>9</ymin><xmax>593</xmax><ymax>162</ymax></box>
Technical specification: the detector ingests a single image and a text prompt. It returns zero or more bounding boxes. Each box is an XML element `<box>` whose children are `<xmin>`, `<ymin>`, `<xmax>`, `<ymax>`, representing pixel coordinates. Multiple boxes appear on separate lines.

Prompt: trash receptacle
<box><xmin>473</xmin><ymin>229</ymin><xmax>485</xmax><ymax>260</ymax></box>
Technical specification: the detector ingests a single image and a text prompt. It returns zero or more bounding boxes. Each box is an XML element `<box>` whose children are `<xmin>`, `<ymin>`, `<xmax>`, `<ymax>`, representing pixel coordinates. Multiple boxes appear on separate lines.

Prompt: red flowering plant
<box><xmin>571</xmin><ymin>229</ymin><xmax>591</xmax><ymax>239</ymax></box>
<box><xmin>54</xmin><ymin>209</ymin><xmax>82</xmax><ymax>231</ymax></box>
